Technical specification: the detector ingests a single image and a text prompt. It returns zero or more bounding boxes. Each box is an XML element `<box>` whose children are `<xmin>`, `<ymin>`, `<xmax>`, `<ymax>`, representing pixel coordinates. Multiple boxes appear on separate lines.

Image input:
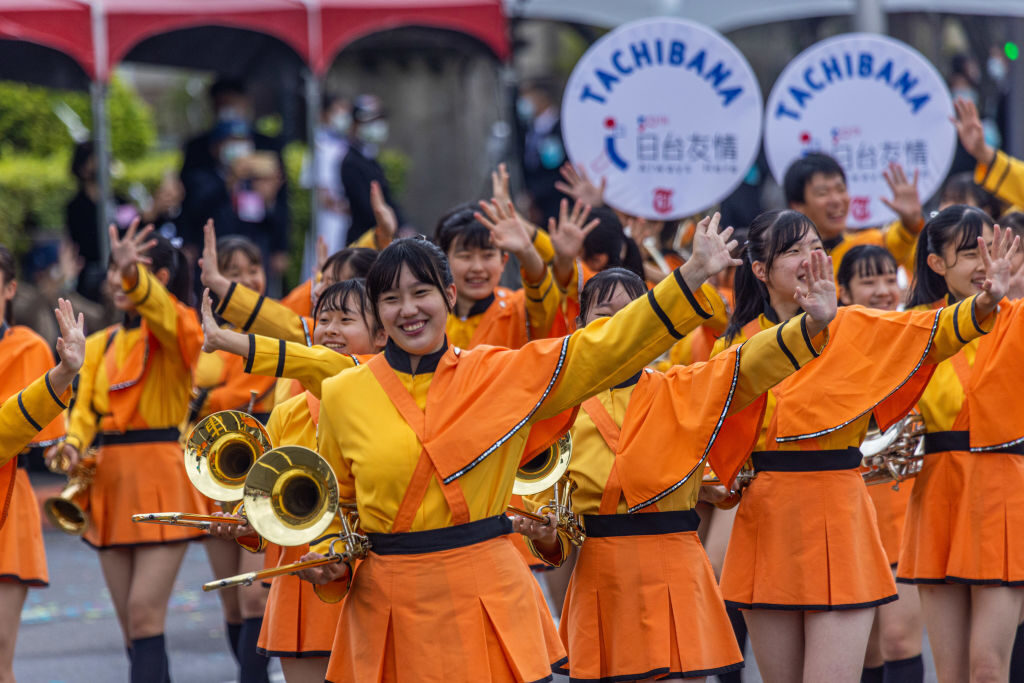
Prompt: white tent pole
<box><xmin>854</xmin><ymin>0</ymin><xmax>888</xmax><ymax>33</ymax></box>
<box><xmin>90</xmin><ymin>0</ymin><xmax>112</xmax><ymax>262</ymax></box>
<box><xmin>304</xmin><ymin>0</ymin><xmax>323</xmax><ymax>249</ymax></box>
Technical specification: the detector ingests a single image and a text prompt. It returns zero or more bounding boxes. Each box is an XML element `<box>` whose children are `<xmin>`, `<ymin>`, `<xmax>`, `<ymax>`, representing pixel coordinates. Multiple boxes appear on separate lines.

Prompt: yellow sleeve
<box><xmin>699</xmin><ymin>284</ymin><xmax>729</xmax><ymax>336</ymax></box>
<box><xmin>312</xmin><ymin>407</ymin><xmax>358</xmax><ymax>603</ymax></box>
<box><xmin>122</xmin><ymin>265</ymin><xmax>182</xmax><ymax>352</ymax></box>
<box><xmin>882</xmin><ymin>218</ymin><xmax>921</xmax><ymax>271</ymax></box>
<box><xmin>519</xmin><ymin>487</ymin><xmax>571</xmax><ymax>567</ymax></box>
<box><xmin>536</xmin><ymin>270</ymin><xmax>719</xmax><ymax>420</ymax></box>
<box><xmin>523</xmin><ymin>267</ymin><xmax>560</xmax><ymax>339</ymax></box>
<box><xmin>0</xmin><ymin>372</ymin><xmax>71</xmax><ymax>467</ymax></box>
<box><xmin>215</xmin><ymin>282</ymin><xmax>311</xmax><ymax>346</ymax></box>
<box><xmin>352</xmin><ymin>228</ymin><xmax>378</xmax><ymax>249</ymax></box>
<box><xmin>728</xmin><ymin>314</ymin><xmax>828</xmax><ymax>413</ymax></box>
<box><xmin>975</xmin><ymin>149</ymin><xmax>1024</xmax><ymax>208</ymax></box>
<box><xmin>65</xmin><ymin>332</ymin><xmax>106</xmax><ymax>453</ymax></box>
<box><xmin>926</xmin><ymin>294</ymin><xmax>993</xmax><ymax>363</ymax></box>
<box><xmin>532</xmin><ymin>228</ymin><xmax>555</xmax><ymax>264</ymax></box>
<box><xmin>246</xmin><ymin>335</ymin><xmax>356</xmax><ymax>398</ymax></box>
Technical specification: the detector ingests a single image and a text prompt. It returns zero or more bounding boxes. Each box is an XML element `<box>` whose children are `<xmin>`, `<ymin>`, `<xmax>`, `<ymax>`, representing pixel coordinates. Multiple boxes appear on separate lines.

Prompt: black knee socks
<box><xmin>883</xmin><ymin>654</ymin><xmax>923</xmax><ymax>683</ymax></box>
<box><xmin>717</xmin><ymin>605</ymin><xmax>747</xmax><ymax>683</ymax></box>
<box><xmin>1011</xmin><ymin>622</ymin><xmax>1024</xmax><ymax>683</ymax></box>
<box><xmin>130</xmin><ymin>634</ymin><xmax>170</xmax><ymax>683</ymax></box>
<box><xmin>226</xmin><ymin>621</ymin><xmax>242</xmax><ymax>664</ymax></box>
<box><xmin>238</xmin><ymin>617</ymin><xmax>270</xmax><ymax>683</ymax></box>
<box><xmin>861</xmin><ymin>665</ymin><xmax>884</xmax><ymax>683</ymax></box>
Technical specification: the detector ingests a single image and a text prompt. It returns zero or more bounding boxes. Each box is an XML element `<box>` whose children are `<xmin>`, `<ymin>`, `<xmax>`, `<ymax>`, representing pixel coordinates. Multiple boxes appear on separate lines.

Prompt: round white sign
<box><xmin>561</xmin><ymin>18</ymin><xmax>763</xmax><ymax>220</ymax></box>
<box><xmin>764</xmin><ymin>33</ymin><xmax>955</xmax><ymax>228</ymax></box>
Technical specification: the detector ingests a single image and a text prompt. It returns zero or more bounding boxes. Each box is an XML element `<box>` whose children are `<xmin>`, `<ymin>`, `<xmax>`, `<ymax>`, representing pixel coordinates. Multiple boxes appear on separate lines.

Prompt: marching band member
<box><xmin>514</xmin><ymin>257</ymin><xmax>835</xmax><ymax>682</ymax></box>
<box><xmin>836</xmin><ymin>245</ymin><xmax>925</xmax><ymax>683</ymax></box>
<box><xmin>712</xmin><ymin>209</ymin><xmax>1012</xmax><ymax>682</ymax></box>
<box><xmin>60</xmin><ymin>222</ymin><xmax>205</xmax><ymax>683</ymax></box>
<box><xmin>0</xmin><ymin>289</ymin><xmax>83</xmax><ymax>683</ymax></box>
<box><xmin>897</xmin><ymin>208</ymin><xmax>1024</xmax><ymax>682</ymax></box>
<box><xmin>283</xmin><ymin>206</ymin><xmax>738</xmax><ymax>683</ymax></box>
<box><xmin>204</xmin><ymin>279</ymin><xmax>385</xmax><ymax>683</ymax></box>
<box><xmin>190</xmin><ymin>235</ymin><xmax>276</xmax><ymax>683</ymax></box>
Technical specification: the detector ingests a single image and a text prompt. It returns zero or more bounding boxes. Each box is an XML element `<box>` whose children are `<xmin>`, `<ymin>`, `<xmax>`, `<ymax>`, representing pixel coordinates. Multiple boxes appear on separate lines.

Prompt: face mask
<box><xmin>516</xmin><ymin>96</ymin><xmax>535</xmax><ymax>121</ymax></box>
<box><xmin>216</xmin><ymin>106</ymin><xmax>250</xmax><ymax>123</ymax></box>
<box><xmin>220</xmin><ymin>139</ymin><xmax>254</xmax><ymax>166</ymax></box>
<box><xmin>330</xmin><ymin>111</ymin><xmax>352</xmax><ymax>135</ymax></box>
<box><xmin>358</xmin><ymin>120</ymin><xmax>389</xmax><ymax>145</ymax></box>
<box><xmin>988</xmin><ymin>56</ymin><xmax>1007</xmax><ymax>82</ymax></box>
<box><xmin>950</xmin><ymin>87</ymin><xmax>977</xmax><ymax>105</ymax></box>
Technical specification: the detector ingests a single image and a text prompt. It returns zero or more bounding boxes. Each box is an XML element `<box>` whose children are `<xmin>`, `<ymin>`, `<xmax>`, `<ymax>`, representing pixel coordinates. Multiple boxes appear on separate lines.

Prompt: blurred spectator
<box><xmin>301</xmin><ymin>94</ymin><xmax>352</xmax><ymax>277</ymax></box>
<box><xmin>180</xmin><ymin>79</ymin><xmax>289</xmax><ymax>274</ymax></box>
<box><xmin>341</xmin><ymin>94</ymin><xmax>405</xmax><ymax>243</ymax></box>
<box><xmin>518</xmin><ymin>77</ymin><xmax>568</xmax><ymax>224</ymax></box>
<box><xmin>65</xmin><ymin>141</ymin><xmax>138</xmax><ymax>302</ymax></box>
<box><xmin>13</xmin><ymin>236</ymin><xmax>113</xmax><ymax>346</ymax></box>
<box><xmin>181</xmin><ymin>120</ymin><xmax>289</xmax><ymax>280</ymax></box>
<box><xmin>140</xmin><ymin>174</ymin><xmax>186</xmax><ymax>243</ymax></box>
<box><xmin>937</xmin><ymin>171</ymin><xmax>1005</xmax><ymax>216</ymax></box>
<box><xmin>947</xmin><ymin>53</ymin><xmax>1005</xmax><ymax>176</ymax></box>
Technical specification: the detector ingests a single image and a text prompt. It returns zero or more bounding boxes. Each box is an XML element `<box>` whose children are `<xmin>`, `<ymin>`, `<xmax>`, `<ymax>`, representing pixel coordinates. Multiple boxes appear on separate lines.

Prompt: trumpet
<box><xmin>203</xmin><ymin>504</ymin><xmax>369</xmax><ymax>592</ymax></box>
<box><xmin>701</xmin><ymin>462</ymin><xmax>756</xmax><ymax>490</ymax></box>
<box><xmin>861</xmin><ymin>414</ymin><xmax>925</xmax><ymax>489</ymax></box>
<box><xmin>134</xmin><ymin>410</ymin><xmax>272</xmax><ymax>530</ymax></box>
<box><xmin>506</xmin><ymin>434</ymin><xmax>586</xmax><ymax>546</ymax></box>
<box><xmin>44</xmin><ymin>454</ymin><xmax>96</xmax><ymax>536</ymax></box>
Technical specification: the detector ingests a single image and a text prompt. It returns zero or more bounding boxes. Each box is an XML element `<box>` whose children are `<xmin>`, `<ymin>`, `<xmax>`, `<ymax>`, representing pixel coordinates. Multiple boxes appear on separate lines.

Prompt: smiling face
<box><xmin>839</xmin><ymin>267</ymin><xmax>901</xmax><ymax>311</ymax></box>
<box><xmin>927</xmin><ymin>224</ymin><xmax>994</xmax><ymax>301</ymax></box>
<box><xmin>447</xmin><ymin>237</ymin><xmax>507</xmax><ymax>308</ymax></box>
<box><xmin>753</xmin><ymin>228</ymin><xmax>826</xmax><ymax>303</ymax></box>
<box><xmin>313</xmin><ymin>296</ymin><xmax>385</xmax><ymax>355</ymax></box>
<box><xmin>792</xmin><ymin>172</ymin><xmax>849</xmax><ymax>241</ymax></box>
<box><xmin>376</xmin><ymin>263</ymin><xmax>455</xmax><ymax>356</ymax></box>
<box><xmin>222</xmin><ymin>249</ymin><xmax>265</xmax><ymax>295</ymax></box>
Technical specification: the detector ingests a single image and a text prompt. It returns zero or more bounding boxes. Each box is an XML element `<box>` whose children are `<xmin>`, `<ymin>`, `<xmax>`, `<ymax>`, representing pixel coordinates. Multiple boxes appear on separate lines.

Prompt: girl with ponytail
<box><xmin>710</xmin><ymin>208</ymin><xmax>1015</xmax><ymax>682</ymax></box>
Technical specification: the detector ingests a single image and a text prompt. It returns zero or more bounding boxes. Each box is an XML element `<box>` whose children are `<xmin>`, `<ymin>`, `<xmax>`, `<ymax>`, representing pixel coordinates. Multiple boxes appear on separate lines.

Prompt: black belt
<box><xmin>752</xmin><ymin>447</ymin><xmax>862</xmax><ymax>472</ymax></box>
<box><xmin>98</xmin><ymin>428</ymin><xmax>181</xmax><ymax>446</ymax></box>
<box><xmin>366</xmin><ymin>515</ymin><xmax>512</xmax><ymax>555</ymax></box>
<box><xmin>583</xmin><ymin>509</ymin><xmax>700</xmax><ymax>538</ymax></box>
<box><xmin>251</xmin><ymin>412</ymin><xmax>272</xmax><ymax>425</ymax></box>
<box><xmin>923</xmin><ymin>430</ymin><xmax>1024</xmax><ymax>456</ymax></box>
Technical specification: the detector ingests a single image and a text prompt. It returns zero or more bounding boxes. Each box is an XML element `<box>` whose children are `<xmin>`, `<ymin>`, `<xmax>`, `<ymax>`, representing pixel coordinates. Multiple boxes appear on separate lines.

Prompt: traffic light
<box><xmin>1005</xmin><ymin>41</ymin><xmax>1020</xmax><ymax>61</ymax></box>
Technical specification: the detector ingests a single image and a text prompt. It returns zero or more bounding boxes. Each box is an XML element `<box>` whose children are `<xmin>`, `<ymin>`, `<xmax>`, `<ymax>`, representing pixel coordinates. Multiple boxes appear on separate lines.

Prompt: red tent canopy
<box><xmin>100</xmin><ymin>0</ymin><xmax>312</xmax><ymax>78</ymax></box>
<box><xmin>0</xmin><ymin>0</ymin><xmax>94</xmax><ymax>78</ymax></box>
<box><xmin>315</xmin><ymin>0</ymin><xmax>508</xmax><ymax>73</ymax></box>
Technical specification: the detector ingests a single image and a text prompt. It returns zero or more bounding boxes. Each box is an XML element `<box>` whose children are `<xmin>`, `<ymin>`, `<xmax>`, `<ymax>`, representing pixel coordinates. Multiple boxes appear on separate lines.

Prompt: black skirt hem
<box><xmin>724</xmin><ymin>593</ymin><xmax>898</xmax><ymax>611</ymax></box>
<box><xmin>897</xmin><ymin>575</ymin><xmax>1024</xmax><ymax>587</ymax></box>
<box><xmin>256</xmin><ymin>647</ymin><xmax>331</xmax><ymax>659</ymax></box>
<box><xmin>0</xmin><ymin>573</ymin><xmax>47</xmax><ymax>588</ymax></box>
<box><xmin>556</xmin><ymin>661</ymin><xmax>744</xmax><ymax>682</ymax></box>
<box><xmin>82</xmin><ymin>535</ymin><xmax>199</xmax><ymax>551</ymax></box>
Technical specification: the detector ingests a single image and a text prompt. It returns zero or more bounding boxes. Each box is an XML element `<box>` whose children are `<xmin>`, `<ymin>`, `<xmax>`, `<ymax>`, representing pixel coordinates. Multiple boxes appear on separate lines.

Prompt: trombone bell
<box><xmin>43</xmin><ymin>458</ymin><xmax>95</xmax><ymax>536</ymax></box>
<box><xmin>513</xmin><ymin>434</ymin><xmax>572</xmax><ymax>496</ymax></box>
<box><xmin>185</xmin><ymin>411</ymin><xmax>273</xmax><ymax>502</ymax></box>
<box><xmin>244</xmin><ymin>446</ymin><xmax>339</xmax><ymax>546</ymax></box>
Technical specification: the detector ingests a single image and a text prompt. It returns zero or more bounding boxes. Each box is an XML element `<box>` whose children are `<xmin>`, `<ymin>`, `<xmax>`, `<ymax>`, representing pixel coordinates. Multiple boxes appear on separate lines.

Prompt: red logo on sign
<box><xmin>653</xmin><ymin>188</ymin><xmax>674</xmax><ymax>215</ymax></box>
<box><xmin>850</xmin><ymin>196</ymin><xmax>870</xmax><ymax>222</ymax></box>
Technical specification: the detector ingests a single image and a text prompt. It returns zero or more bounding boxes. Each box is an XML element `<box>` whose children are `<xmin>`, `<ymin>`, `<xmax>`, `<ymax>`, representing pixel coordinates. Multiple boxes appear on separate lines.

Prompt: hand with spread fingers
<box><xmin>555</xmin><ymin>162</ymin><xmax>606</xmax><ymax>207</ymax></box>
<box><xmin>976</xmin><ymin>225</ymin><xmax>1020</xmax><ymax>315</ymax></box>
<box><xmin>108</xmin><ymin>218</ymin><xmax>157</xmax><ymax>281</ymax></box>
<box><xmin>952</xmin><ymin>97</ymin><xmax>994</xmax><ymax>163</ymax></box>
<box><xmin>793</xmin><ymin>250</ymin><xmax>837</xmax><ymax>338</ymax></box>
<box><xmin>474</xmin><ymin>199</ymin><xmax>547</xmax><ymax>283</ymax></box>
<box><xmin>680</xmin><ymin>212</ymin><xmax>742</xmax><ymax>291</ymax></box>
<box><xmin>880</xmin><ymin>162</ymin><xmax>923</xmax><ymax>231</ymax></box>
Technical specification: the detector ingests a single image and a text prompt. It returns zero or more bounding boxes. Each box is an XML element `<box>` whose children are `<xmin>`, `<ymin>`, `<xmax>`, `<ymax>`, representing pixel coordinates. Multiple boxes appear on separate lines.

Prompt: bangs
<box><xmin>314</xmin><ymin>280</ymin><xmax>370</xmax><ymax>321</ymax></box>
<box><xmin>448</xmin><ymin>224</ymin><xmax>494</xmax><ymax>253</ymax></box>
<box><xmin>436</xmin><ymin>203</ymin><xmax>494</xmax><ymax>254</ymax></box>
<box><xmin>579</xmin><ymin>267</ymin><xmax>646</xmax><ymax>320</ymax></box>
<box><xmin>951</xmin><ymin>207</ymin><xmax>988</xmax><ymax>253</ymax></box>
<box><xmin>366</xmin><ymin>237</ymin><xmax>453</xmax><ymax>323</ymax></box>
<box><xmin>853</xmin><ymin>253</ymin><xmax>897</xmax><ymax>279</ymax></box>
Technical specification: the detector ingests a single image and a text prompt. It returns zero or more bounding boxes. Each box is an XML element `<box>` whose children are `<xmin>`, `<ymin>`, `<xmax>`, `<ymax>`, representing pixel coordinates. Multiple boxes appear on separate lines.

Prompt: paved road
<box><xmin>17</xmin><ymin>472</ymin><xmax>937</xmax><ymax>682</ymax></box>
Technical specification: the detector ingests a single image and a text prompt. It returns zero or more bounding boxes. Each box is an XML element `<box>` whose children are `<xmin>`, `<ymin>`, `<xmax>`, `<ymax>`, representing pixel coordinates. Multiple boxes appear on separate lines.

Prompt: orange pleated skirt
<box><xmin>258</xmin><ymin>542</ymin><xmax>342</xmax><ymax>658</ymax></box>
<box><xmin>325</xmin><ymin>533</ymin><xmax>565</xmax><ymax>683</ymax></box>
<box><xmin>0</xmin><ymin>468</ymin><xmax>47</xmax><ymax>586</ymax></box>
<box><xmin>721</xmin><ymin>469</ymin><xmax>897</xmax><ymax>610</ymax></box>
<box><xmin>559</xmin><ymin>528</ymin><xmax>742</xmax><ymax>680</ymax></box>
<box><xmin>83</xmin><ymin>441</ymin><xmax>206</xmax><ymax>549</ymax></box>
<box><xmin>898</xmin><ymin>450</ymin><xmax>1024</xmax><ymax>585</ymax></box>
<box><xmin>866</xmin><ymin>477</ymin><xmax>915</xmax><ymax>566</ymax></box>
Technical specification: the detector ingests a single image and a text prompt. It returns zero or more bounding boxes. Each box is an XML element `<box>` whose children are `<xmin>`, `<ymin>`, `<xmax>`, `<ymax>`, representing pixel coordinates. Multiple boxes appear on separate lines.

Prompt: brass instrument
<box><xmin>134</xmin><ymin>410</ymin><xmax>272</xmax><ymax>530</ymax></box>
<box><xmin>861</xmin><ymin>414</ymin><xmax>926</xmax><ymax>489</ymax></box>
<box><xmin>506</xmin><ymin>434</ymin><xmax>586</xmax><ymax>546</ymax></box>
<box><xmin>44</xmin><ymin>455</ymin><xmax>96</xmax><ymax>536</ymax></box>
<box><xmin>203</xmin><ymin>504</ymin><xmax>369</xmax><ymax>592</ymax></box>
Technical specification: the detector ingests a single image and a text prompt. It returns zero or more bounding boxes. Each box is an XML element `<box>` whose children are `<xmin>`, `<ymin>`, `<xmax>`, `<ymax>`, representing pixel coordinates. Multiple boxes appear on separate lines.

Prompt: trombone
<box><xmin>44</xmin><ymin>450</ymin><xmax>96</xmax><ymax>536</ymax></box>
<box><xmin>133</xmin><ymin>410</ymin><xmax>272</xmax><ymax>530</ymax></box>
<box><xmin>202</xmin><ymin>446</ymin><xmax>370</xmax><ymax>592</ymax></box>
<box><xmin>506</xmin><ymin>434</ymin><xmax>586</xmax><ymax>547</ymax></box>
<box><xmin>861</xmin><ymin>414</ymin><xmax>926</xmax><ymax>489</ymax></box>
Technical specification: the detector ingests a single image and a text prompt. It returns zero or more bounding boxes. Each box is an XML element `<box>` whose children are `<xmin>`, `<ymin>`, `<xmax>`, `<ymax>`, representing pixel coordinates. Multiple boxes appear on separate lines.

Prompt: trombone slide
<box><xmin>132</xmin><ymin>512</ymin><xmax>245</xmax><ymax>531</ymax></box>
<box><xmin>506</xmin><ymin>505</ymin><xmax>551</xmax><ymax>525</ymax></box>
<box><xmin>203</xmin><ymin>554</ymin><xmax>344</xmax><ymax>592</ymax></box>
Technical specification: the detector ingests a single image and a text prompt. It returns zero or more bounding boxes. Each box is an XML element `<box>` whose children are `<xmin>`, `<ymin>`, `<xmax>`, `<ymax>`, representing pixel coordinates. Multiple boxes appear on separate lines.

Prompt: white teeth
<box><xmin>402</xmin><ymin>321</ymin><xmax>426</xmax><ymax>332</ymax></box>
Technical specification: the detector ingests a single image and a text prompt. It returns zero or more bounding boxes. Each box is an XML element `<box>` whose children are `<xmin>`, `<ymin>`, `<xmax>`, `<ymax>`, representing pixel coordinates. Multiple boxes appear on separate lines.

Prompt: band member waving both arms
<box><xmin>513</xmin><ymin>248</ymin><xmax>836</xmax><ymax>682</ymax></box>
<box><xmin>711</xmin><ymin>208</ymin><xmax>1013</xmax><ymax>683</ymax></box>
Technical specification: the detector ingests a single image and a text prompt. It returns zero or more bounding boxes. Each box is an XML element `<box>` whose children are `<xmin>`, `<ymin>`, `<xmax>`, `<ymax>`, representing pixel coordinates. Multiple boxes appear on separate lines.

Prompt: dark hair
<box><xmin>217</xmin><ymin>236</ymin><xmax>262</xmax><ymax>273</ymax></box>
<box><xmin>71</xmin><ymin>141</ymin><xmax>95</xmax><ymax>183</ymax></box>
<box><xmin>323</xmin><ymin>247</ymin><xmax>378</xmax><ymax>284</ymax></box>
<box><xmin>783</xmin><ymin>153</ymin><xmax>846</xmax><ymax>205</ymax></box>
<box><xmin>577</xmin><ymin>267</ymin><xmax>647</xmax><ymax>325</ymax></box>
<box><xmin>321</xmin><ymin>93</ymin><xmax>348</xmax><ymax>115</ymax></box>
<box><xmin>726</xmin><ymin>209</ymin><xmax>821</xmax><ymax>340</ymax></box>
<box><xmin>436</xmin><ymin>202</ymin><xmax>494</xmax><ymax>255</ymax></box>
<box><xmin>907</xmin><ymin>205</ymin><xmax>993</xmax><ymax>307</ymax></box>
<box><xmin>0</xmin><ymin>246</ymin><xmax>15</xmax><ymax>324</ymax></box>
<box><xmin>938</xmin><ymin>172</ymin><xmax>1004</xmax><ymax>219</ymax></box>
<box><xmin>583</xmin><ymin>207</ymin><xmax>644</xmax><ymax>279</ymax></box>
<box><xmin>209</xmin><ymin>78</ymin><xmax>246</xmax><ymax>101</ymax></box>
<box><xmin>116</xmin><ymin>234</ymin><xmax>192</xmax><ymax>306</ymax></box>
<box><xmin>836</xmin><ymin>245</ymin><xmax>898</xmax><ymax>294</ymax></box>
<box><xmin>1000</xmin><ymin>211</ymin><xmax>1024</xmax><ymax>239</ymax></box>
<box><xmin>366</xmin><ymin>237</ymin><xmax>453</xmax><ymax>327</ymax></box>
<box><xmin>312</xmin><ymin>279</ymin><xmax>378</xmax><ymax>337</ymax></box>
